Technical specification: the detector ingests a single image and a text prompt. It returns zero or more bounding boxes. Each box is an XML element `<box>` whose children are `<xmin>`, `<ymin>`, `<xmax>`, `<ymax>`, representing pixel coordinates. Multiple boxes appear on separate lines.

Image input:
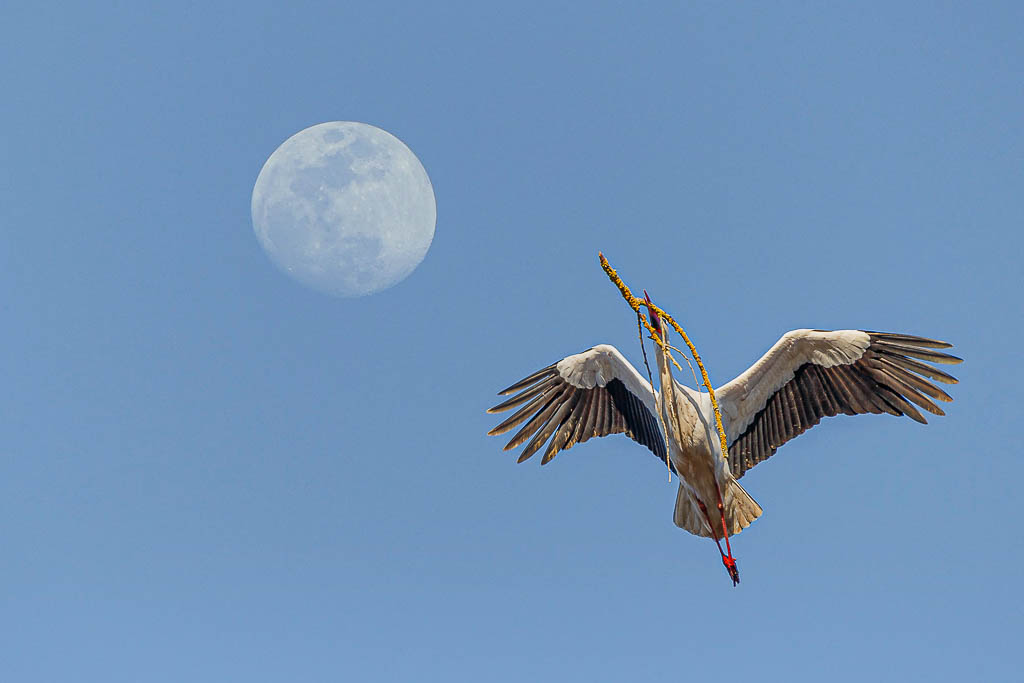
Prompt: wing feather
<box><xmin>718</xmin><ymin>330</ymin><xmax>961</xmax><ymax>478</ymax></box>
<box><xmin>870</xmin><ymin>340</ymin><xmax>962</xmax><ymax>364</ymax></box>
<box><xmin>861</xmin><ymin>364</ymin><xmax>943</xmax><ymax>416</ymax></box>
<box><xmin>488</xmin><ymin>345</ymin><xmax>667</xmax><ymax>466</ymax></box>
<box><xmin>487</xmin><ymin>375</ymin><xmax>560</xmax><ymax>414</ymax></box>
<box><xmin>864</xmin><ymin>331</ymin><xmax>952</xmax><ymax>349</ymax></box>
<box><xmin>872</xmin><ymin>352</ymin><xmax>959</xmax><ymax>384</ymax></box>
<box><xmin>842</xmin><ymin>365</ymin><xmax>887</xmax><ymax>415</ymax></box>
<box><xmin>873</xmin><ymin>357</ymin><xmax>953</xmax><ymax>403</ymax></box>
<box><xmin>487</xmin><ymin>391</ymin><xmax>552</xmax><ymax>436</ymax></box>
<box><xmin>498</xmin><ymin>365</ymin><xmax>557</xmax><ymax>395</ymax></box>
<box><xmin>504</xmin><ymin>385</ymin><xmax>572</xmax><ymax>451</ymax></box>
<box><xmin>567</xmin><ymin>391</ymin><xmax>593</xmax><ymax>447</ymax></box>
<box><xmin>542</xmin><ymin>393</ymin><xmax>587</xmax><ymax>464</ymax></box>
<box><xmin>522</xmin><ymin>392</ymin><xmax>579</xmax><ymax>464</ymax></box>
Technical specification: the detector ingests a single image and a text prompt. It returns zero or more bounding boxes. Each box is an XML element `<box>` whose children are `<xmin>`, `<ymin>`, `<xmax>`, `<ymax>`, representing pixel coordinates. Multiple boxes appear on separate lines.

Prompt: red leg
<box><xmin>714</xmin><ymin>484</ymin><xmax>740</xmax><ymax>586</ymax></box>
<box><xmin>696</xmin><ymin>499</ymin><xmax>727</xmax><ymax>559</ymax></box>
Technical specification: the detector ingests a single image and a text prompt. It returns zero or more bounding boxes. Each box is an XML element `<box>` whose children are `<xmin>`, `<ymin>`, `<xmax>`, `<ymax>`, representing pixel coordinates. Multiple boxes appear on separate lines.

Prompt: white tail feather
<box><xmin>673</xmin><ymin>480</ymin><xmax>763</xmax><ymax>538</ymax></box>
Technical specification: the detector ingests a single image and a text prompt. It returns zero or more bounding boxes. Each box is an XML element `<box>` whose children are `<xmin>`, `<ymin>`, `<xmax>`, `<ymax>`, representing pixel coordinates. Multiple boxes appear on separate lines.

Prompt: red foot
<box><xmin>722</xmin><ymin>555</ymin><xmax>740</xmax><ymax>586</ymax></box>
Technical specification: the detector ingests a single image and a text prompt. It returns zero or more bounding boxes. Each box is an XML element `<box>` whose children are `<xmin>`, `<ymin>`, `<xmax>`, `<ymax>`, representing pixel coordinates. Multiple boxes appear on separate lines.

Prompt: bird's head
<box><xmin>643</xmin><ymin>290</ymin><xmax>664</xmax><ymax>338</ymax></box>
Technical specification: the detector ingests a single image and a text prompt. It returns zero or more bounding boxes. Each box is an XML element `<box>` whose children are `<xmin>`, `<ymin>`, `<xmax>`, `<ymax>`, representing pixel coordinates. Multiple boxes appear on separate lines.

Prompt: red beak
<box><xmin>643</xmin><ymin>290</ymin><xmax>662</xmax><ymax>336</ymax></box>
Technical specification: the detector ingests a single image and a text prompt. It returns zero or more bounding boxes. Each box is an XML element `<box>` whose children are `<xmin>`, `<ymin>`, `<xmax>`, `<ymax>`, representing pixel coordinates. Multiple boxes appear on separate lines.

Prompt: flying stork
<box><xmin>486</xmin><ymin>294</ymin><xmax>961</xmax><ymax>585</ymax></box>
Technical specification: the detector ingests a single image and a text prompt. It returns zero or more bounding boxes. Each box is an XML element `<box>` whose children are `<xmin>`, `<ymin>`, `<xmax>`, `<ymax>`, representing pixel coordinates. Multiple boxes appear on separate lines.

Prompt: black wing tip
<box><xmin>865</xmin><ymin>331</ymin><xmax>955</xmax><ymax>349</ymax></box>
<box><xmin>516</xmin><ymin>452</ymin><xmax>532</xmax><ymax>463</ymax></box>
<box><xmin>925</xmin><ymin>349</ymin><xmax>964</xmax><ymax>365</ymax></box>
<box><xmin>869</xmin><ymin>336</ymin><xmax>964</xmax><ymax>365</ymax></box>
<box><xmin>496</xmin><ymin>365</ymin><xmax>557</xmax><ymax>395</ymax></box>
<box><xmin>727</xmin><ymin>330</ymin><xmax>963</xmax><ymax>477</ymax></box>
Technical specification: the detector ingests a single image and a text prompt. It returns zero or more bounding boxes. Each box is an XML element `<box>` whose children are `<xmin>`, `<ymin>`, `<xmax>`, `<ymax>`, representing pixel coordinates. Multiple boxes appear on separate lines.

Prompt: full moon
<box><xmin>251</xmin><ymin>121</ymin><xmax>436</xmax><ymax>297</ymax></box>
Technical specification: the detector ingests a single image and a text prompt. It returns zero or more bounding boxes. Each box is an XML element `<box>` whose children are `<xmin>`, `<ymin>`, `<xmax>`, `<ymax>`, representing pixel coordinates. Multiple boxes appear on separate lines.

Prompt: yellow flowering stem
<box><xmin>598</xmin><ymin>252</ymin><xmax>731</xmax><ymax>464</ymax></box>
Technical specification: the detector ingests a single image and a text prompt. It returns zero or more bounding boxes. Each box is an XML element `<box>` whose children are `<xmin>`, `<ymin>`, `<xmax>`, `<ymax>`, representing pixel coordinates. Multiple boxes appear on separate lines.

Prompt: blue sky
<box><xmin>3</xmin><ymin>2</ymin><xmax>1022</xmax><ymax>681</ymax></box>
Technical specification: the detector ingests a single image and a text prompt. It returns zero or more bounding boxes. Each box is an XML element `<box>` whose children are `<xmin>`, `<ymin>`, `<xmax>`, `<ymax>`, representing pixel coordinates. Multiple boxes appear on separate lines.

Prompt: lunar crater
<box><xmin>251</xmin><ymin>121</ymin><xmax>436</xmax><ymax>298</ymax></box>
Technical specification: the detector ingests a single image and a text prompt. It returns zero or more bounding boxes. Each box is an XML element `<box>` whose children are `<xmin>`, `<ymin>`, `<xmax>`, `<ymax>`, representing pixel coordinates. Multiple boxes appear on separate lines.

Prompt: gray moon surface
<box><xmin>251</xmin><ymin>121</ymin><xmax>436</xmax><ymax>297</ymax></box>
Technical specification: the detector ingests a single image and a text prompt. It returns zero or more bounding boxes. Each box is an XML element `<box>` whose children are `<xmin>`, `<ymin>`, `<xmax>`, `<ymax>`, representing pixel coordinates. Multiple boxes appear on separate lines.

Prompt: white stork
<box><xmin>487</xmin><ymin>295</ymin><xmax>961</xmax><ymax>585</ymax></box>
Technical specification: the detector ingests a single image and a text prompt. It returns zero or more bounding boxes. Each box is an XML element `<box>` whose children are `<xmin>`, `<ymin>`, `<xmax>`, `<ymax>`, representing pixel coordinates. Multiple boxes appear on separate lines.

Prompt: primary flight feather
<box><xmin>487</xmin><ymin>299</ymin><xmax>961</xmax><ymax>584</ymax></box>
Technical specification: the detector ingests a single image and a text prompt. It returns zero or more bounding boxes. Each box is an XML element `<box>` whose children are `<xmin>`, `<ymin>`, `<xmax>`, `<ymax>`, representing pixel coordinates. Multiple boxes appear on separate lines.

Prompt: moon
<box><xmin>251</xmin><ymin>121</ymin><xmax>436</xmax><ymax>297</ymax></box>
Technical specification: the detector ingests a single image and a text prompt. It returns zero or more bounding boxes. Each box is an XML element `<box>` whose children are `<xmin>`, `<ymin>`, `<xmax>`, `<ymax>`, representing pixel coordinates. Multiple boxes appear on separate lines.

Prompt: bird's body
<box><xmin>643</xmin><ymin>301</ymin><xmax>756</xmax><ymax>581</ymax></box>
<box><xmin>487</xmin><ymin>298</ymin><xmax>961</xmax><ymax>584</ymax></box>
<box><xmin>652</xmin><ymin>337</ymin><xmax>762</xmax><ymax>544</ymax></box>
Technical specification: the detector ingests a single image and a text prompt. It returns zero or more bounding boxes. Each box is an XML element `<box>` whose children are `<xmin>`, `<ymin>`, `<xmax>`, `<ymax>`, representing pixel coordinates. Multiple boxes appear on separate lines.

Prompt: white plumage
<box><xmin>487</xmin><ymin>305</ymin><xmax>961</xmax><ymax>584</ymax></box>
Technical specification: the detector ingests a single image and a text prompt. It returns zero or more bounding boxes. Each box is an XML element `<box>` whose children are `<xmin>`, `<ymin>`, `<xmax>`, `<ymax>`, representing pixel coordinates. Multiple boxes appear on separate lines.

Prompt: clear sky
<box><xmin>3</xmin><ymin>3</ymin><xmax>1021</xmax><ymax>681</ymax></box>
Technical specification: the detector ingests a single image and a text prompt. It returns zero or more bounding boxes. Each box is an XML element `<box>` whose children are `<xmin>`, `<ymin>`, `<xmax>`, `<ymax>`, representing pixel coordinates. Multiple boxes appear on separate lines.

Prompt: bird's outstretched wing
<box><xmin>487</xmin><ymin>345</ymin><xmax>668</xmax><ymax>466</ymax></box>
<box><xmin>715</xmin><ymin>330</ymin><xmax>962</xmax><ymax>478</ymax></box>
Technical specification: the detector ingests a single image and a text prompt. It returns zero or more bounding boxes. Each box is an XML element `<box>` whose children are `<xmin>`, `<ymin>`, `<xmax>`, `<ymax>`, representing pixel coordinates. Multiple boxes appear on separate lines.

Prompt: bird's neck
<box><xmin>652</xmin><ymin>334</ymin><xmax>676</xmax><ymax>395</ymax></box>
<box><xmin>653</xmin><ymin>335</ymin><xmax>701</xmax><ymax>406</ymax></box>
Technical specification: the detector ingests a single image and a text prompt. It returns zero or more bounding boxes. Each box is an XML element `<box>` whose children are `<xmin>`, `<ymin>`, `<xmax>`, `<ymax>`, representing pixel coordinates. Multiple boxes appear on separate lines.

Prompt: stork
<box><xmin>486</xmin><ymin>294</ymin><xmax>961</xmax><ymax>585</ymax></box>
